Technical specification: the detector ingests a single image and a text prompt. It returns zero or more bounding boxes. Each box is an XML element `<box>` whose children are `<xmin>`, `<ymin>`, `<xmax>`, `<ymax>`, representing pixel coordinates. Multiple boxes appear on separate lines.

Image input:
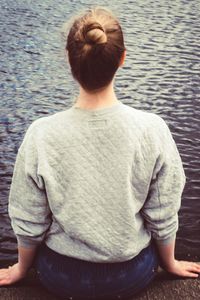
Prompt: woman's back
<box><xmin>8</xmin><ymin>101</ymin><xmax>185</xmax><ymax>262</ymax></box>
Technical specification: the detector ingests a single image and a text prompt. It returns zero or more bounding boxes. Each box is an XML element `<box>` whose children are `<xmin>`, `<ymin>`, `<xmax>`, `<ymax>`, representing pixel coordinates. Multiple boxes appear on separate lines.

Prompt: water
<box><xmin>0</xmin><ymin>0</ymin><xmax>200</xmax><ymax>264</ymax></box>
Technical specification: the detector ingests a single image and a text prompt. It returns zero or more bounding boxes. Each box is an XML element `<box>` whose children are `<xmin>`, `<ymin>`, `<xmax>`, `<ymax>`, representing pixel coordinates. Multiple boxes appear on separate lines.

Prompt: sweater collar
<box><xmin>69</xmin><ymin>101</ymin><xmax>123</xmax><ymax>117</ymax></box>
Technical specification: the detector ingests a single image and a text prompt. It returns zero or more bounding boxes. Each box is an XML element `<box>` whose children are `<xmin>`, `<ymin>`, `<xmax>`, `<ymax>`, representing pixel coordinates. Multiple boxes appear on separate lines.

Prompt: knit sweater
<box><xmin>8</xmin><ymin>101</ymin><xmax>186</xmax><ymax>262</ymax></box>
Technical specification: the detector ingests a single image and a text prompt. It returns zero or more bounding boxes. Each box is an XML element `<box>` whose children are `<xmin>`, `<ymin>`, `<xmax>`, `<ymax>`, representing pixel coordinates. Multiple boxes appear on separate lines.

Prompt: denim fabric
<box><xmin>33</xmin><ymin>242</ymin><xmax>159</xmax><ymax>300</ymax></box>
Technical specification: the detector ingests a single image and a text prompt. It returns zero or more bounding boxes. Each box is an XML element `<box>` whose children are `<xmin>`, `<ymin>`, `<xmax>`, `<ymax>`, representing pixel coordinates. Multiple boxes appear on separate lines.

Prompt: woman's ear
<box><xmin>119</xmin><ymin>50</ymin><xmax>126</xmax><ymax>67</ymax></box>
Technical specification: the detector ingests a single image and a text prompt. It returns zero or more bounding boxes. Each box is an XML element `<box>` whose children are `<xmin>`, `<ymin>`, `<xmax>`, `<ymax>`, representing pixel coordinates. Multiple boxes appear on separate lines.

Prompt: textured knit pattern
<box><xmin>8</xmin><ymin>102</ymin><xmax>186</xmax><ymax>262</ymax></box>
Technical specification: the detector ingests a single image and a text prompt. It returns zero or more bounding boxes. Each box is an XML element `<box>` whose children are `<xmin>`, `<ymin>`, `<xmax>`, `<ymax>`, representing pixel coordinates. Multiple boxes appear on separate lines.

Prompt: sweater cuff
<box><xmin>16</xmin><ymin>235</ymin><xmax>41</xmax><ymax>248</ymax></box>
<box><xmin>153</xmin><ymin>233</ymin><xmax>176</xmax><ymax>245</ymax></box>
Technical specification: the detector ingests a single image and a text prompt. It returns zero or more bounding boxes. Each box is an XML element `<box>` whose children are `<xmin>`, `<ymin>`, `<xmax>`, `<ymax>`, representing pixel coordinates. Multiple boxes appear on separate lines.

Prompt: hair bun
<box><xmin>83</xmin><ymin>22</ymin><xmax>107</xmax><ymax>45</ymax></box>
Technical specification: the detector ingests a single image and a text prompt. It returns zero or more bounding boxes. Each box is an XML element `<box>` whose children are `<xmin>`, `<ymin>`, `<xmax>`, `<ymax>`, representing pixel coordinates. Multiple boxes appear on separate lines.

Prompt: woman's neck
<box><xmin>74</xmin><ymin>81</ymin><xmax>119</xmax><ymax>109</ymax></box>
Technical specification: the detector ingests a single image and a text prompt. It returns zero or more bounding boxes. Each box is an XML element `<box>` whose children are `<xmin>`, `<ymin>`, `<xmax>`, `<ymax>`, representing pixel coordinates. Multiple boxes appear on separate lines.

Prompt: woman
<box><xmin>0</xmin><ymin>7</ymin><xmax>199</xmax><ymax>300</ymax></box>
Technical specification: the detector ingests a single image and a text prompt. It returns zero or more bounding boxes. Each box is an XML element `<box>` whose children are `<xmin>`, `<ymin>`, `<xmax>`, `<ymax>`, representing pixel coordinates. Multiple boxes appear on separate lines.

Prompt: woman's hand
<box><xmin>156</xmin><ymin>240</ymin><xmax>200</xmax><ymax>278</ymax></box>
<box><xmin>166</xmin><ymin>259</ymin><xmax>200</xmax><ymax>278</ymax></box>
<box><xmin>0</xmin><ymin>262</ymin><xmax>27</xmax><ymax>286</ymax></box>
<box><xmin>0</xmin><ymin>244</ymin><xmax>38</xmax><ymax>286</ymax></box>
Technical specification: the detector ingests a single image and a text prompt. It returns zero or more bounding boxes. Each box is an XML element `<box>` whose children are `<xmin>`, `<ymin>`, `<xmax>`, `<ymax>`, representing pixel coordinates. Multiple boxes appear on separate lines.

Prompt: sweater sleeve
<box><xmin>8</xmin><ymin>122</ymin><xmax>52</xmax><ymax>248</ymax></box>
<box><xmin>141</xmin><ymin>116</ymin><xmax>186</xmax><ymax>245</ymax></box>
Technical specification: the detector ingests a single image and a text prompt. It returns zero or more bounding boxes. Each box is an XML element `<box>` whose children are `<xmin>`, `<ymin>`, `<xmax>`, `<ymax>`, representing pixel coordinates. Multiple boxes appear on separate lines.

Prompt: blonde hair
<box><xmin>66</xmin><ymin>7</ymin><xmax>125</xmax><ymax>91</ymax></box>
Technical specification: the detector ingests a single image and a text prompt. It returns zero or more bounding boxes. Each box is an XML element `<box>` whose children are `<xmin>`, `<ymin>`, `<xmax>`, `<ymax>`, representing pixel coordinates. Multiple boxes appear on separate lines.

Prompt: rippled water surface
<box><xmin>0</xmin><ymin>0</ymin><xmax>200</xmax><ymax>263</ymax></box>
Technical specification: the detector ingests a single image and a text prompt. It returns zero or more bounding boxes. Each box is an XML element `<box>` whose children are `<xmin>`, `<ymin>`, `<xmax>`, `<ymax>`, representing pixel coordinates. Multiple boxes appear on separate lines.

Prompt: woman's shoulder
<box><xmin>121</xmin><ymin>103</ymin><xmax>168</xmax><ymax>131</ymax></box>
<box><xmin>26</xmin><ymin>109</ymin><xmax>70</xmax><ymax>133</ymax></box>
<box><xmin>18</xmin><ymin>110</ymin><xmax>72</xmax><ymax>154</ymax></box>
<box><xmin>120</xmin><ymin>104</ymin><xmax>173</xmax><ymax>154</ymax></box>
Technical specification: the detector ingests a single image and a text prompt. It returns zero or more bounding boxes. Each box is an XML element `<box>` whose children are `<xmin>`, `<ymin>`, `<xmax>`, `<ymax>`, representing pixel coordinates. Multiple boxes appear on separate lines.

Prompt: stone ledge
<box><xmin>0</xmin><ymin>267</ymin><xmax>199</xmax><ymax>300</ymax></box>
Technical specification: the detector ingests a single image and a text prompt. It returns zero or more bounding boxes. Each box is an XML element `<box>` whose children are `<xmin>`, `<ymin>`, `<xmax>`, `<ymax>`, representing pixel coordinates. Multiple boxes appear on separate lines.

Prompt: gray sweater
<box><xmin>8</xmin><ymin>101</ymin><xmax>186</xmax><ymax>262</ymax></box>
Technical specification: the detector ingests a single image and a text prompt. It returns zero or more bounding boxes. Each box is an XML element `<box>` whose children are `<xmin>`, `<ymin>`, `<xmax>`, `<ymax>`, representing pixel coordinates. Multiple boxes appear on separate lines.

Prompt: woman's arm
<box><xmin>18</xmin><ymin>245</ymin><xmax>38</xmax><ymax>275</ymax></box>
<box><xmin>0</xmin><ymin>122</ymin><xmax>52</xmax><ymax>286</ymax></box>
<box><xmin>0</xmin><ymin>245</ymin><xmax>38</xmax><ymax>286</ymax></box>
<box><xmin>142</xmin><ymin>116</ymin><xmax>200</xmax><ymax>278</ymax></box>
<box><xmin>156</xmin><ymin>239</ymin><xmax>200</xmax><ymax>277</ymax></box>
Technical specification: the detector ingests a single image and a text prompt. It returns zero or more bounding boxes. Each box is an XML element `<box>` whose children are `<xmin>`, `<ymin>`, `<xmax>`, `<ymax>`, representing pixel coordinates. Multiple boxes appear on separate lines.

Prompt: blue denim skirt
<box><xmin>33</xmin><ymin>241</ymin><xmax>159</xmax><ymax>300</ymax></box>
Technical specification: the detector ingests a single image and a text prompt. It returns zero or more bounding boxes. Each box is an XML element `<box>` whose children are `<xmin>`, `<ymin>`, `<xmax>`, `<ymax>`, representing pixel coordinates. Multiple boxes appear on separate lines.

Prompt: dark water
<box><xmin>0</xmin><ymin>0</ymin><xmax>200</xmax><ymax>264</ymax></box>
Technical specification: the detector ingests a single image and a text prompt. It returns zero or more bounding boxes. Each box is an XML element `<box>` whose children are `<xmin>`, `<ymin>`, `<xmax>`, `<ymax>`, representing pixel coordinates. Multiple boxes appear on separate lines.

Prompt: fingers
<box><xmin>0</xmin><ymin>272</ymin><xmax>10</xmax><ymax>286</ymax></box>
<box><xmin>0</xmin><ymin>269</ymin><xmax>9</xmax><ymax>276</ymax></box>
<box><xmin>183</xmin><ymin>271</ymin><xmax>199</xmax><ymax>278</ymax></box>
<box><xmin>188</xmin><ymin>265</ymin><xmax>200</xmax><ymax>272</ymax></box>
<box><xmin>193</xmin><ymin>262</ymin><xmax>200</xmax><ymax>271</ymax></box>
<box><xmin>182</xmin><ymin>261</ymin><xmax>200</xmax><ymax>271</ymax></box>
<box><xmin>0</xmin><ymin>268</ymin><xmax>8</xmax><ymax>272</ymax></box>
<box><xmin>0</xmin><ymin>280</ymin><xmax>11</xmax><ymax>286</ymax></box>
<box><xmin>180</xmin><ymin>261</ymin><xmax>200</xmax><ymax>278</ymax></box>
